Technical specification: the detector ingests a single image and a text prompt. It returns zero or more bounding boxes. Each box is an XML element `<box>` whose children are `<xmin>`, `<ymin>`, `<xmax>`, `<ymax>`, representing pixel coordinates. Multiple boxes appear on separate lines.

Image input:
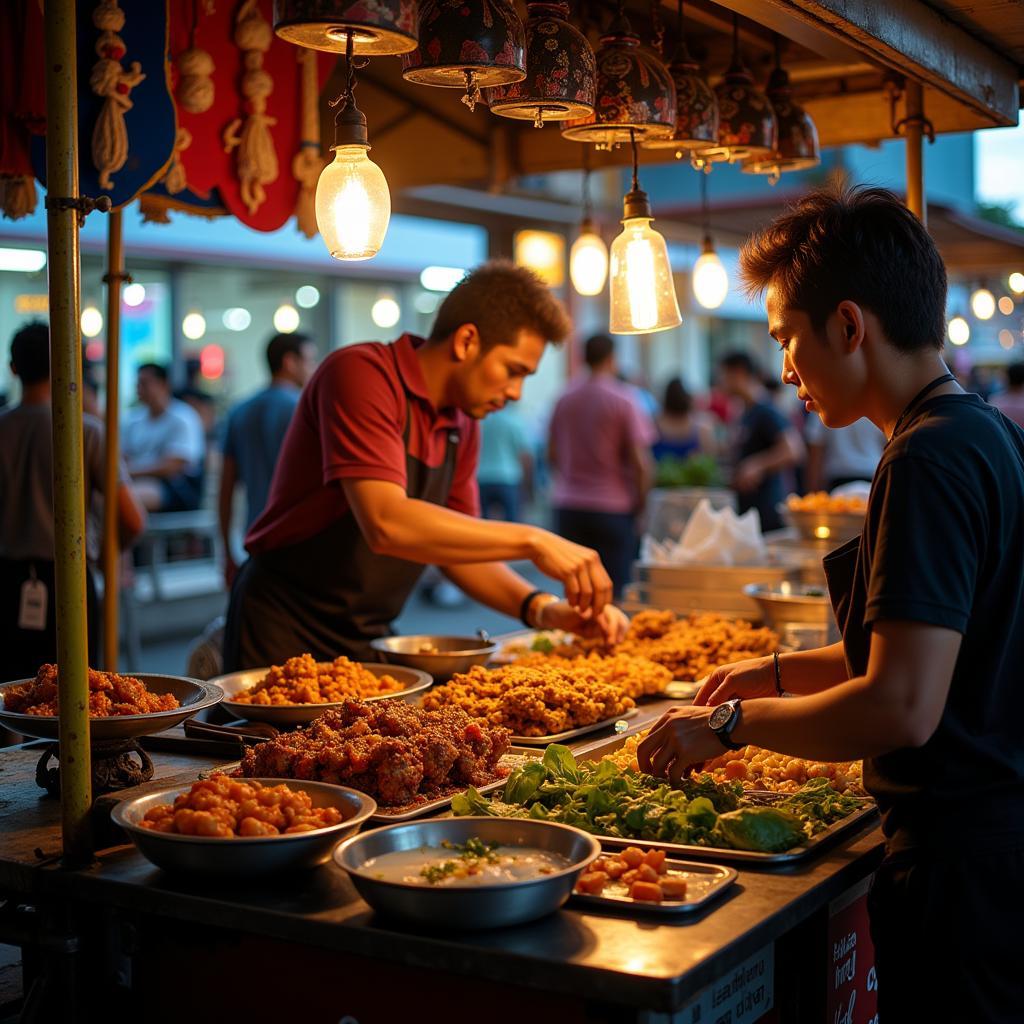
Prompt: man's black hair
<box><xmin>266</xmin><ymin>332</ymin><xmax>312</xmax><ymax>374</ymax></box>
<box><xmin>720</xmin><ymin>351</ymin><xmax>759</xmax><ymax>377</ymax></box>
<box><xmin>9</xmin><ymin>321</ymin><xmax>50</xmax><ymax>386</ymax></box>
<box><xmin>584</xmin><ymin>334</ymin><xmax>615</xmax><ymax>368</ymax></box>
<box><xmin>138</xmin><ymin>362</ymin><xmax>170</xmax><ymax>383</ymax></box>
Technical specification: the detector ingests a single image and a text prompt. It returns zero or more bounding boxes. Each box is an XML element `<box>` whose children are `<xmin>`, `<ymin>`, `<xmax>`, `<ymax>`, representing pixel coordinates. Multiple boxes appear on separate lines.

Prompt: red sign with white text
<box><xmin>827</xmin><ymin>877</ymin><xmax>879</xmax><ymax>1024</ymax></box>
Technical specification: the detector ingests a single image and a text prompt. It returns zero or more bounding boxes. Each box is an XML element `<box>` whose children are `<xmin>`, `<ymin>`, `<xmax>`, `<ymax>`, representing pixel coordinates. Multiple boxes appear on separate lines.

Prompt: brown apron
<box><xmin>223</xmin><ymin>394</ymin><xmax>460</xmax><ymax>669</ymax></box>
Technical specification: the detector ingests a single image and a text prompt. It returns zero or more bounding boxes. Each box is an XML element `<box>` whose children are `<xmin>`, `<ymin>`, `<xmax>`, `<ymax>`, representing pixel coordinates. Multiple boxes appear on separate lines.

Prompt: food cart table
<box><xmin>0</xmin><ymin>701</ymin><xmax>885</xmax><ymax>1022</ymax></box>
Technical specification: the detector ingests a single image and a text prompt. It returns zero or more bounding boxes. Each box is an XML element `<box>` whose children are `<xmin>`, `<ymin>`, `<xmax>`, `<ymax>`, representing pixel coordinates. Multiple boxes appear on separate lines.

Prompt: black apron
<box><xmin>223</xmin><ymin>394</ymin><xmax>460</xmax><ymax>669</ymax></box>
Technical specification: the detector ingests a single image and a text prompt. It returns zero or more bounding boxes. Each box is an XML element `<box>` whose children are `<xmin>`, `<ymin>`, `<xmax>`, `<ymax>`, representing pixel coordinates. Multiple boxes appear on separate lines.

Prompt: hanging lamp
<box><xmin>692</xmin><ymin>172</ymin><xmax>728</xmax><ymax>310</ymax></box>
<box><xmin>561</xmin><ymin>6</ymin><xmax>676</xmax><ymax>145</ymax></box>
<box><xmin>401</xmin><ymin>0</ymin><xmax>526</xmax><ymax>113</ymax></box>
<box><xmin>697</xmin><ymin>14</ymin><xmax>775</xmax><ymax>164</ymax></box>
<box><xmin>315</xmin><ymin>34</ymin><xmax>390</xmax><ymax>260</ymax></box>
<box><xmin>273</xmin><ymin>0</ymin><xmax>418</xmax><ymax>55</ymax></box>
<box><xmin>570</xmin><ymin>152</ymin><xmax>609</xmax><ymax>296</ymax></box>
<box><xmin>743</xmin><ymin>37</ymin><xmax>819</xmax><ymax>182</ymax></box>
<box><xmin>642</xmin><ymin>0</ymin><xmax>718</xmax><ymax>159</ymax></box>
<box><xmin>487</xmin><ymin>2</ymin><xmax>595</xmax><ymax>127</ymax></box>
<box><xmin>609</xmin><ymin>132</ymin><xmax>681</xmax><ymax>334</ymax></box>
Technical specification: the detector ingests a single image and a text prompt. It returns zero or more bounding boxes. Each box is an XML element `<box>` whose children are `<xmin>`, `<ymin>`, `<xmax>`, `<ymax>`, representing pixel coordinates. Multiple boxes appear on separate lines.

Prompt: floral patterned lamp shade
<box><xmin>560</xmin><ymin>12</ymin><xmax>676</xmax><ymax>144</ymax></box>
<box><xmin>402</xmin><ymin>0</ymin><xmax>526</xmax><ymax>111</ymax></box>
<box><xmin>487</xmin><ymin>2</ymin><xmax>595</xmax><ymax>126</ymax></box>
<box><xmin>273</xmin><ymin>0</ymin><xmax>418</xmax><ymax>55</ymax></box>
<box><xmin>696</xmin><ymin>16</ymin><xmax>775</xmax><ymax>164</ymax></box>
<box><xmin>641</xmin><ymin>45</ymin><xmax>718</xmax><ymax>154</ymax></box>
<box><xmin>742</xmin><ymin>64</ymin><xmax>820</xmax><ymax>180</ymax></box>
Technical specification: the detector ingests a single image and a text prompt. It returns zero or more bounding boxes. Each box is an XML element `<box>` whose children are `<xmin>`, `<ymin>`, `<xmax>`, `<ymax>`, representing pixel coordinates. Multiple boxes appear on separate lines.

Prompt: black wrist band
<box><xmin>773</xmin><ymin>651</ymin><xmax>784</xmax><ymax>696</ymax></box>
<box><xmin>520</xmin><ymin>590</ymin><xmax>547</xmax><ymax>628</ymax></box>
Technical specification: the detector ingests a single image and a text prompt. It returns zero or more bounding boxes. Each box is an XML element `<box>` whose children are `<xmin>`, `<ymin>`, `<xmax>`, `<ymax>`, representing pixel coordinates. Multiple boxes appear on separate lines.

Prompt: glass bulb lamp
<box><xmin>692</xmin><ymin>236</ymin><xmax>728</xmax><ymax>309</ymax></box>
<box><xmin>570</xmin><ymin>219</ymin><xmax>608</xmax><ymax>296</ymax></box>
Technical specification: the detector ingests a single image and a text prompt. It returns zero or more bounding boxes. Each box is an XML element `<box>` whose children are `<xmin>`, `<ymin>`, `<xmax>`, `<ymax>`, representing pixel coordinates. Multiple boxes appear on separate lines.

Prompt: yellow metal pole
<box><xmin>102</xmin><ymin>210</ymin><xmax>124</xmax><ymax>671</ymax></box>
<box><xmin>904</xmin><ymin>80</ymin><xmax>926</xmax><ymax>226</ymax></box>
<box><xmin>45</xmin><ymin>0</ymin><xmax>93</xmax><ymax>864</ymax></box>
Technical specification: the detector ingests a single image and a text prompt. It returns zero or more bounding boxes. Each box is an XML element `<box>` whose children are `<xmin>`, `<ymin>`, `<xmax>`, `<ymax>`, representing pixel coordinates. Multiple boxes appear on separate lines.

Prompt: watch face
<box><xmin>709</xmin><ymin>703</ymin><xmax>733</xmax><ymax>730</ymax></box>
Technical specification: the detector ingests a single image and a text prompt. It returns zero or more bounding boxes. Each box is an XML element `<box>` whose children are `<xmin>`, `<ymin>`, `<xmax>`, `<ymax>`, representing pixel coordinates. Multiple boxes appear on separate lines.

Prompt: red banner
<box><xmin>827</xmin><ymin>878</ymin><xmax>879</xmax><ymax>1024</ymax></box>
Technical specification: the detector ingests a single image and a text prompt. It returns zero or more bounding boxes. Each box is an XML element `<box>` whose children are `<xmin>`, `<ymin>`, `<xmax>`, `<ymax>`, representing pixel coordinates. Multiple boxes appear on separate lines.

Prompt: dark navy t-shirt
<box><xmin>846</xmin><ymin>394</ymin><xmax>1024</xmax><ymax>851</ymax></box>
<box><xmin>735</xmin><ymin>401</ymin><xmax>789</xmax><ymax>532</ymax></box>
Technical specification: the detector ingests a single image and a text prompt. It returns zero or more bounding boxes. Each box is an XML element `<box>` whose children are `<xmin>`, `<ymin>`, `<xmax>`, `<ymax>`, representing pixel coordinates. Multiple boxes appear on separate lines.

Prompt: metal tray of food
<box><xmin>209</xmin><ymin>664</ymin><xmax>432</xmax><ymax>726</ymax></box>
<box><xmin>571</xmin><ymin>858</ymin><xmax>738</xmax><ymax>916</ymax></box>
<box><xmin>510</xmin><ymin>707</ymin><xmax>639</xmax><ymax>747</ymax></box>
<box><xmin>0</xmin><ymin>675</ymin><xmax>223</xmax><ymax>742</ymax></box>
<box><xmin>574</xmin><ymin>734</ymin><xmax>878</xmax><ymax>865</ymax></box>
<box><xmin>489</xmin><ymin>629</ymin><xmax>570</xmax><ymax>665</ymax></box>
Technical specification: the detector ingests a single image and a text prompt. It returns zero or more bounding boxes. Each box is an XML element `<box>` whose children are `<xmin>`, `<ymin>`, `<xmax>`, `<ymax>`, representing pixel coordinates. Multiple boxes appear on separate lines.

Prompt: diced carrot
<box><xmin>629</xmin><ymin>881</ymin><xmax>664</xmax><ymax>902</ymax></box>
<box><xmin>637</xmin><ymin>863</ymin><xmax>660</xmax><ymax>883</ymax></box>
<box><xmin>591</xmin><ymin>858</ymin><xmax>610</xmax><ymax>874</ymax></box>
<box><xmin>621</xmin><ymin>869</ymin><xmax>640</xmax><ymax>886</ymax></box>
<box><xmin>621</xmin><ymin>847</ymin><xmax>645</xmax><ymax>868</ymax></box>
<box><xmin>643</xmin><ymin>849</ymin><xmax>667</xmax><ymax>873</ymax></box>
<box><xmin>604</xmin><ymin>859</ymin><xmax>627</xmax><ymax>879</ymax></box>
<box><xmin>576</xmin><ymin>872</ymin><xmax>607</xmax><ymax>895</ymax></box>
<box><xmin>659</xmin><ymin>877</ymin><xmax>689</xmax><ymax>899</ymax></box>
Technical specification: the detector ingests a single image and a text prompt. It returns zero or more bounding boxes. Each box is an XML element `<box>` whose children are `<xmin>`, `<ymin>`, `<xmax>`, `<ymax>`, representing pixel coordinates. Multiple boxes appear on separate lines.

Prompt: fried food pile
<box><xmin>232</xmin><ymin>653</ymin><xmax>405</xmax><ymax>705</ymax></box>
<box><xmin>787</xmin><ymin>492</ymin><xmax>867</xmax><ymax>515</ymax></box>
<box><xmin>423</xmin><ymin>663</ymin><xmax>636</xmax><ymax>737</ymax></box>
<box><xmin>509</xmin><ymin>652</ymin><xmax>671</xmax><ymax>700</ymax></box>
<box><xmin>4</xmin><ymin>664</ymin><xmax>179</xmax><ymax>717</ymax></box>
<box><xmin>140</xmin><ymin>775</ymin><xmax>343</xmax><ymax>838</ymax></box>
<box><xmin>604</xmin><ymin>733</ymin><xmax>866</xmax><ymax>795</ymax></box>
<box><xmin>241</xmin><ymin>699</ymin><xmax>511</xmax><ymax>806</ymax></box>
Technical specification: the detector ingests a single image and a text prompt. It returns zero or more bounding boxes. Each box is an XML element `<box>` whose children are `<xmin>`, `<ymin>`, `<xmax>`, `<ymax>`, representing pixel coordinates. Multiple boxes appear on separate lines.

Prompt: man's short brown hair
<box><xmin>739</xmin><ymin>185</ymin><xmax>947</xmax><ymax>353</ymax></box>
<box><xmin>428</xmin><ymin>260</ymin><xmax>572</xmax><ymax>348</ymax></box>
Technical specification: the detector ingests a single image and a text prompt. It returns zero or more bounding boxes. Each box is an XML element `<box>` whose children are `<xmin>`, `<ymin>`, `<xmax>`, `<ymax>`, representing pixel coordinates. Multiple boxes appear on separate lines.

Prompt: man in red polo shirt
<box><xmin>224</xmin><ymin>262</ymin><xmax>628</xmax><ymax>669</ymax></box>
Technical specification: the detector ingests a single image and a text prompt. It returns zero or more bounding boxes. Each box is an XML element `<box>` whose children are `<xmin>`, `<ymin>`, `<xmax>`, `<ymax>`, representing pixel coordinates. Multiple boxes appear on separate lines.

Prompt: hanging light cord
<box><xmin>328</xmin><ymin>32</ymin><xmax>369</xmax><ymax>134</ymax></box>
<box><xmin>700</xmin><ymin>169</ymin><xmax>711</xmax><ymax>239</ymax></box>
<box><xmin>582</xmin><ymin>146</ymin><xmax>593</xmax><ymax>220</ymax></box>
<box><xmin>630</xmin><ymin>128</ymin><xmax>640</xmax><ymax>194</ymax></box>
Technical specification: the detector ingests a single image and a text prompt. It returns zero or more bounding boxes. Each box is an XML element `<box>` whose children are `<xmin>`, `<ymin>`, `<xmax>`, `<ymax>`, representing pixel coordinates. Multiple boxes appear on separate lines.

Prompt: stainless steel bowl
<box><xmin>211</xmin><ymin>663</ymin><xmax>432</xmax><ymax>726</ymax></box>
<box><xmin>0</xmin><ymin>674</ymin><xmax>223</xmax><ymax>742</ymax></box>
<box><xmin>369</xmin><ymin>635</ymin><xmax>497</xmax><ymax>683</ymax></box>
<box><xmin>743</xmin><ymin>583</ymin><xmax>839</xmax><ymax>647</ymax></box>
<box><xmin>780</xmin><ymin>505</ymin><xmax>864</xmax><ymax>544</ymax></box>
<box><xmin>334</xmin><ymin>816</ymin><xmax>600</xmax><ymax>929</ymax></box>
<box><xmin>112</xmin><ymin>778</ymin><xmax>377</xmax><ymax>876</ymax></box>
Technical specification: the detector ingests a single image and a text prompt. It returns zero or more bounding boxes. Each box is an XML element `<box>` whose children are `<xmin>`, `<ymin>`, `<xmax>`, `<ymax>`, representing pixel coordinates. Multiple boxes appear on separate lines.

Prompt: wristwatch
<box><xmin>709</xmin><ymin>699</ymin><xmax>743</xmax><ymax>751</ymax></box>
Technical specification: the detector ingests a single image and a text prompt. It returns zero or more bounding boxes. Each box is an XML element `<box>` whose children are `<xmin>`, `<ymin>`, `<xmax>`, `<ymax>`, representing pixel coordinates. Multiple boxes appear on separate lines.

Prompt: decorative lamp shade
<box><xmin>487</xmin><ymin>2</ymin><xmax>595</xmax><ymax>126</ymax></box>
<box><xmin>402</xmin><ymin>0</ymin><xmax>526</xmax><ymax>98</ymax></box>
<box><xmin>741</xmin><ymin>66</ymin><xmax>819</xmax><ymax>178</ymax></box>
<box><xmin>274</xmin><ymin>0</ymin><xmax>418</xmax><ymax>55</ymax></box>
<box><xmin>697</xmin><ymin>38</ymin><xmax>776</xmax><ymax>164</ymax></box>
<box><xmin>642</xmin><ymin>38</ymin><xmax>717</xmax><ymax>153</ymax></box>
<box><xmin>561</xmin><ymin>14</ymin><xmax>676</xmax><ymax>144</ymax></box>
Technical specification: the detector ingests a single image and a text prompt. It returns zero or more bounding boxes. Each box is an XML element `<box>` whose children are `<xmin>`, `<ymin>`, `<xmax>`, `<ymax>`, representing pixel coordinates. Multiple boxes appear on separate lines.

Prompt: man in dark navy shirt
<box><xmin>637</xmin><ymin>186</ymin><xmax>1024</xmax><ymax>1022</ymax></box>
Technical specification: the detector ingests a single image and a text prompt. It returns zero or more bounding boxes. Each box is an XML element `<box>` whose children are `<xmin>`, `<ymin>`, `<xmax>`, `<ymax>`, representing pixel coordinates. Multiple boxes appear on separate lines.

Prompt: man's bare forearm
<box><xmin>442</xmin><ymin>562</ymin><xmax>534</xmax><ymax>620</ymax></box>
<box><xmin>777</xmin><ymin>642</ymin><xmax>851</xmax><ymax>695</ymax></box>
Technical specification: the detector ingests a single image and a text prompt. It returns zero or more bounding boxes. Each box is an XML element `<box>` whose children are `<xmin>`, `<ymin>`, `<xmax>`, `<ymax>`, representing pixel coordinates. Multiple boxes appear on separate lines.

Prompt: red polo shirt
<box><xmin>245</xmin><ymin>334</ymin><xmax>480</xmax><ymax>554</ymax></box>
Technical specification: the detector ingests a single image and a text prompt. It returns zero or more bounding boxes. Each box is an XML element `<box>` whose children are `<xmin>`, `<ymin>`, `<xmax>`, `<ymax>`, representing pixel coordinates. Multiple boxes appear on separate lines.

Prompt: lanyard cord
<box><xmin>888</xmin><ymin>372</ymin><xmax>956</xmax><ymax>443</ymax></box>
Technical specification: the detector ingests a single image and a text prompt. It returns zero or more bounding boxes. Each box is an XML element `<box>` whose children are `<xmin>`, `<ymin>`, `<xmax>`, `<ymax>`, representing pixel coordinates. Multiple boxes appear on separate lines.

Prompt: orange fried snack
<box><xmin>423</xmin><ymin>663</ymin><xmax>636</xmax><ymax>737</ymax></box>
<box><xmin>787</xmin><ymin>492</ymin><xmax>867</xmax><ymax>514</ymax></box>
<box><xmin>232</xmin><ymin>653</ymin><xmax>404</xmax><ymax>705</ymax></box>
<box><xmin>4</xmin><ymin>664</ymin><xmax>179</xmax><ymax>717</ymax></box>
<box><xmin>139</xmin><ymin>775</ymin><xmax>343</xmax><ymax>837</ymax></box>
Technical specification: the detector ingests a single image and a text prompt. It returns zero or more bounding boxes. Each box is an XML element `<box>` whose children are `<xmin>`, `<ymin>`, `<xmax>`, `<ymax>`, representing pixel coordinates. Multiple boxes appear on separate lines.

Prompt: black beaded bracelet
<box><xmin>519</xmin><ymin>590</ymin><xmax>548</xmax><ymax>628</ymax></box>
<box><xmin>773</xmin><ymin>651</ymin><xmax>784</xmax><ymax>696</ymax></box>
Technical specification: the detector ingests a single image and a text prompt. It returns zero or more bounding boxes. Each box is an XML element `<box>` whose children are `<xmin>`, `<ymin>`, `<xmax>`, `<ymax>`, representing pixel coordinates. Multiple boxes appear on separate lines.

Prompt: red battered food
<box><xmin>240</xmin><ymin>699</ymin><xmax>511</xmax><ymax>807</ymax></box>
<box><xmin>4</xmin><ymin>664</ymin><xmax>179</xmax><ymax>717</ymax></box>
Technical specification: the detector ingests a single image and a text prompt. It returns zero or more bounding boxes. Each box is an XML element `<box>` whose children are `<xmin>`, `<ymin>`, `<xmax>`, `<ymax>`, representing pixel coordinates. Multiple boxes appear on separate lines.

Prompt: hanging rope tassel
<box><xmin>163</xmin><ymin>127</ymin><xmax>193</xmax><ymax>194</ymax></box>
<box><xmin>0</xmin><ymin>176</ymin><xmax>38</xmax><ymax>220</ymax></box>
<box><xmin>90</xmin><ymin>0</ymin><xmax>146</xmax><ymax>192</ymax></box>
<box><xmin>291</xmin><ymin>47</ymin><xmax>321</xmax><ymax>238</ymax></box>
<box><xmin>223</xmin><ymin>0</ymin><xmax>278</xmax><ymax>216</ymax></box>
<box><xmin>177</xmin><ymin>47</ymin><xmax>215</xmax><ymax>113</ymax></box>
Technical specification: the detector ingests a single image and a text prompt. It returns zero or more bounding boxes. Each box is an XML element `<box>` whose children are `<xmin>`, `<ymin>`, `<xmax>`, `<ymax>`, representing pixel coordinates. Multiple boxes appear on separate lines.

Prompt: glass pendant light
<box><xmin>742</xmin><ymin>37</ymin><xmax>820</xmax><ymax>182</ymax></box>
<box><xmin>570</xmin><ymin>155</ymin><xmax>608</xmax><ymax>296</ymax></box>
<box><xmin>487</xmin><ymin>2</ymin><xmax>596</xmax><ymax>127</ymax></box>
<box><xmin>561</xmin><ymin>5</ymin><xmax>676</xmax><ymax>145</ymax></box>
<box><xmin>692</xmin><ymin>172</ymin><xmax>728</xmax><ymax>309</ymax></box>
<box><xmin>642</xmin><ymin>0</ymin><xmax>718</xmax><ymax>160</ymax></box>
<box><xmin>609</xmin><ymin>133</ymin><xmax>681</xmax><ymax>335</ymax></box>
<box><xmin>315</xmin><ymin>35</ymin><xmax>390</xmax><ymax>260</ymax></box>
<box><xmin>697</xmin><ymin>13</ymin><xmax>776</xmax><ymax>165</ymax></box>
<box><xmin>274</xmin><ymin>0</ymin><xmax>418</xmax><ymax>55</ymax></box>
<box><xmin>402</xmin><ymin>0</ymin><xmax>526</xmax><ymax>112</ymax></box>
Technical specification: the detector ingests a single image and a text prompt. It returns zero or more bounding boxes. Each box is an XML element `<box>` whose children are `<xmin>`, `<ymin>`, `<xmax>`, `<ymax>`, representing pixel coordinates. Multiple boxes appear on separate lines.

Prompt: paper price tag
<box><xmin>18</xmin><ymin>578</ymin><xmax>48</xmax><ymax>631</ymax></box>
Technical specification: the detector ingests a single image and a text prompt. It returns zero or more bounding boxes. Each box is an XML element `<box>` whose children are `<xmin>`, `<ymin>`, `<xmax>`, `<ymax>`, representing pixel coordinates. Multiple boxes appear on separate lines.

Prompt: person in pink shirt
<box><xmin>547</xmin><ymin>335</ymin><xmax>656</xmax><ymax>596</ymax></box>
<box><xmin>991</xmin><ymin>362</ymin><xmax>1024</xmax><ymax>429</ymax></box>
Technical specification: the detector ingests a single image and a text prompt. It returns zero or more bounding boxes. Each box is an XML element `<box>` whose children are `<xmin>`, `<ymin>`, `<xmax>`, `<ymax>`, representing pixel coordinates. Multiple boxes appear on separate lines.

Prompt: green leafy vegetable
<box><xmin>712</xmin><ymin>807</ymin><xmax>806</xmax><ymax>852</ymax></box>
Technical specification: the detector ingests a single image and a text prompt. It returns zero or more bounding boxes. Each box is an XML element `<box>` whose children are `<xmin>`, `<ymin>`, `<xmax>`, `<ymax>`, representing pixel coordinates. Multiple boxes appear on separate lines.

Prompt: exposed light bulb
<box><xmin>692</xmin><ymin>239</ymin><xmax>729</xmax><ymax>310</ymax></box>
<box><xmin>81</xmin><ymin>306</ymin><xmax>103</xmax><ymax>338</ymax></box>
<box><xmin>948</xmin><ymin>316</ymin><xmax>970</xmax><ymax>346</ymax></box>
<box><xmin>970</xmin><ymin>288</ymin><xmax>995</xmax><ymax>320</ymax></box>
<box><xmin>371</xmin><ymin>296</ymin><xmax>401</xmax><ymax>329</ymax></box>
<box><xmin>274</xmin><ymin>304</ymin><xmax>300</xmax><ymax>334</ymax></box>
<box><xmin>1009</xmin><ymin>272</ymin><xmax>1024</xmax><ymax>295</ymax></box>
<box><xmin>609</xmin><ymin>215</ymin><xmax>681</xmax><ymax>335</ymax></box>
<box><xmin>315</xmin><ymin>145</ymin><xmax>391</xmax><ymax>261</ymax></box>
<box><xmin>570</xmin><ymin>224</ymin><xmax>609</xmax><ymax>297</ymax></box>
<box><xmin>123</xmin><ymin>283</ymin><xmax>146</xmax><ymax>307</ymax></box>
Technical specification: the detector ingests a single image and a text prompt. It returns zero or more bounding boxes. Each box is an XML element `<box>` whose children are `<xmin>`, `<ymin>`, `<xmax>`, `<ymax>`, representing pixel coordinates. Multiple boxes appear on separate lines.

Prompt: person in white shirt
<box><xmin>122</xmin><ymin>363</ymin><xmax>206</xmax><ymax>511</ymax></box>
<box><xmin>804</xmin><ymin>413</ymin><xmax>885</xmax><ymax>492</ymax></box>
